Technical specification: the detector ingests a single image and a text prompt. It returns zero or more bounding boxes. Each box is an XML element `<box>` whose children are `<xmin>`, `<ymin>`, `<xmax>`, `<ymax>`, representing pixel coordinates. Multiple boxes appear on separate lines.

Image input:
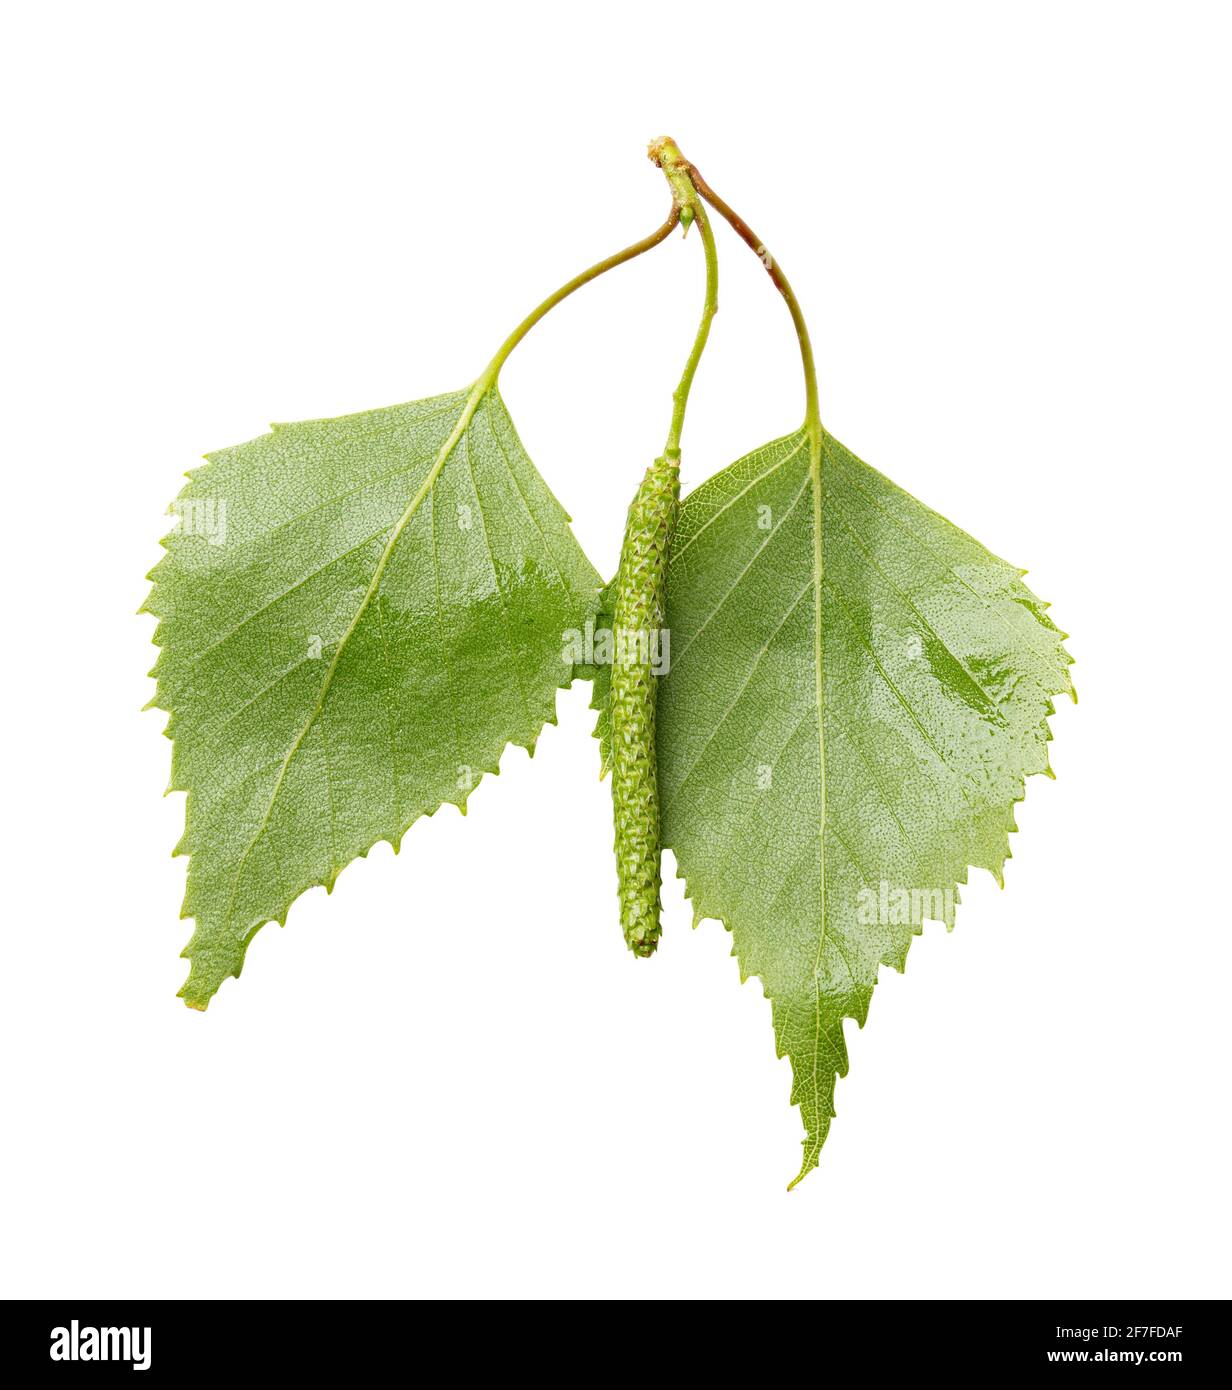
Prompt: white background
<box><xmin>2</xmin><ymin>1</ymin><xmax>1229</xmax><ymax>1300</ymax></box>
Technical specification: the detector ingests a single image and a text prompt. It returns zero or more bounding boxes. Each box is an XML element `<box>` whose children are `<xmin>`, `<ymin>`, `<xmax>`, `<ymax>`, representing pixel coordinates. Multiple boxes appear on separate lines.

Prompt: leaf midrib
<box><xmin>802</xmin><ymin>428</ymin><xmax>829</xmax><ymax>1189</ymax></box>
<box><xmin>221</xmin><ymin>382</ymin><xmax>492</xmax><ymax>932</ymax></box>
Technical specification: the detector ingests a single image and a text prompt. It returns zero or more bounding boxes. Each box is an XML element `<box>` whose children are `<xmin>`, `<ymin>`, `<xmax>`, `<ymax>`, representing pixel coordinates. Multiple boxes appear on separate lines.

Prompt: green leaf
<box><xmin>145</xmin><ymin>386</ymin><xmax>601</xmax><ymax>1008</ymax></box>
<box><xmin>583</xmin><ymin>581</ymin><xmax>617</xmax><ymax>776</ymax></box>
<box><xmin>594</xmin><ymin>427</ymin><xmax>1073</xmax><ymax>1185</ymax></box>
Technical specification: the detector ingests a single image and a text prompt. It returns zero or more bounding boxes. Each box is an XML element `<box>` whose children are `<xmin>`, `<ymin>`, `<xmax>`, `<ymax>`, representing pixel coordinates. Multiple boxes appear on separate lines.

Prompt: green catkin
<box><xmin>611</xmin><ymin>453</ymin><xmax>680</xmax><ymax>956</ymax></box>
<box><xmin>606</xmin><ymin>137</ymin><xmax>715</xmax><ymax>955</ymax></box>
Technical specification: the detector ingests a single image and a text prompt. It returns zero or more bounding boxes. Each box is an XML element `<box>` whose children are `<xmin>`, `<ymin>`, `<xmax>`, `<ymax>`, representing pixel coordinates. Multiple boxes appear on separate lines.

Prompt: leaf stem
<box><xmin>396</xmin><ymin>209</ymin><xmax>683</xmax><ymax>582</ymax></box>
<box><xmin>664</xmin><ymin>145</ymin><xmax>821</xmax><ymax>444</ymax></box>
<box><xmin>476</xmin><ymin>207</ymin><xmax>681</xmax><ymax>392</ymax></box>
<box><xmin>664</xmin><ymin>202</ymin><xmax>718</xmax><ymax>458</ymax></box>
<box><xmin>648</xmin><ymin>138</ymin><xmax>719</xmax><ymax>462</ymax></box>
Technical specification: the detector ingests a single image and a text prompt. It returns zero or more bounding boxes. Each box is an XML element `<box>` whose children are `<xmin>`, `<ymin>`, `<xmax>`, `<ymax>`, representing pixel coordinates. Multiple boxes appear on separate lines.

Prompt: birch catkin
<box><xmin>610</xmin><ymin>453</ymin><xmax>680</xmax><ymax>956</ymax></box>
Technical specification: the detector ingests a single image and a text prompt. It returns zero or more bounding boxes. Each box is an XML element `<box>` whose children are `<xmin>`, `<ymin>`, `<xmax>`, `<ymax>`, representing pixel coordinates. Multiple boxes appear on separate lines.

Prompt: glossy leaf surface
<box><xmin>596</xmin><ymin>427</ymin><xmax>1073</xmax><ymax>1184</ymax></box>
<box><xmin>146</xmin><ymin>387</ymin><xmax>600</xmax><ymax>1007</ymax></box>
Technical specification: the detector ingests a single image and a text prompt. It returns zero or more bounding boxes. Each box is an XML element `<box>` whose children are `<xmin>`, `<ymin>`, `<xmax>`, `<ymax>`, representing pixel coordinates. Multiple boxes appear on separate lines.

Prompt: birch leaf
<box><xmin>145</xmin><ymin>387</ymin><xmax>600</xmax><ymax>1008</ymax></box>
<box><xmin>594</xmin><ymin>428</ymin><xmax>1073</xmax><ymax>1184</ymax></box>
